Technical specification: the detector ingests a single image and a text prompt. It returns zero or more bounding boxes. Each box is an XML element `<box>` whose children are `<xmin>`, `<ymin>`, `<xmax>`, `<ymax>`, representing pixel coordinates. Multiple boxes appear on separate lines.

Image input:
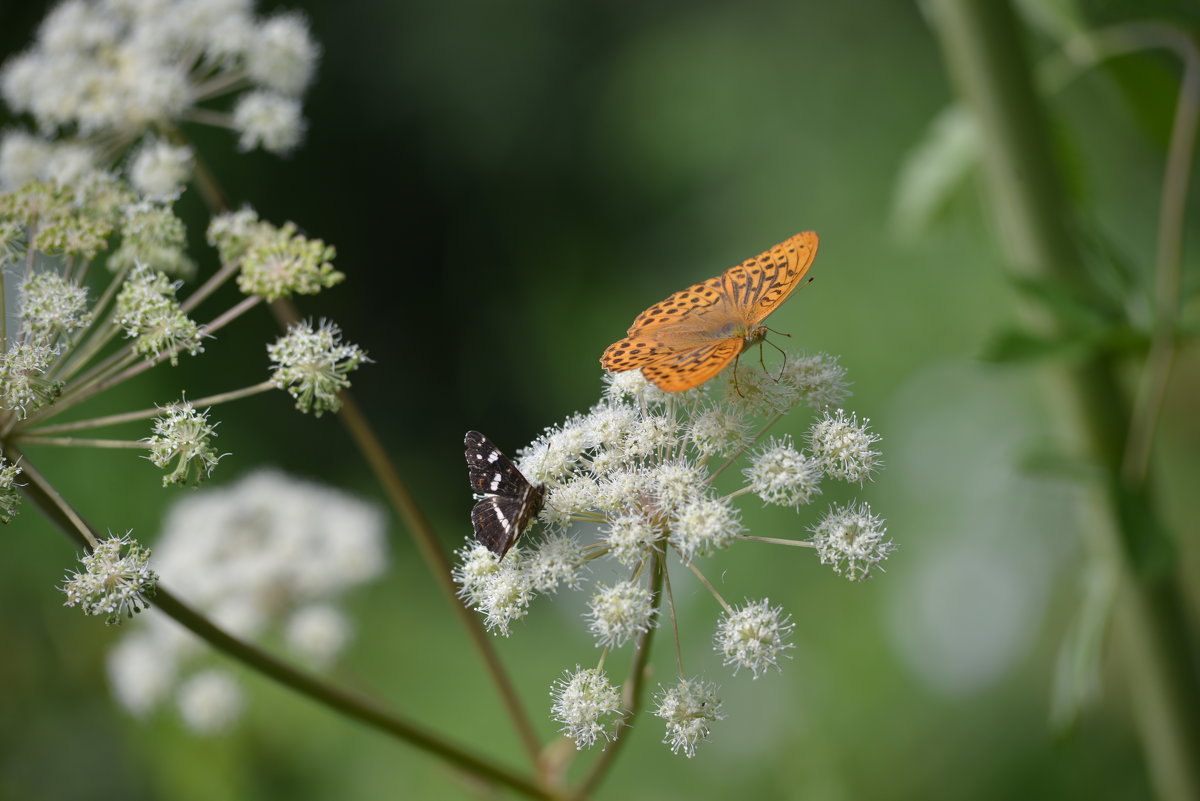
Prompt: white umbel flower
<box><xmin>808</xmin><ymin>408</ymin><xmax>881</xmax><ymax>484</ymax></box>
<box><xmin>129</xmin><ymin>138</ymin><xmax>193</xmax><ymax>198</ymax></box>
<box><xmin>232</xmin><ymin>90</ymin><xmax>304</xmax><ymax>154</ymax></box>
<box><xmin>587</xmin><ymin>580</ymin><xmax>656</xmax><ymax>647</ymax></box>
<box><xmin>550</xmin><ymin>667</ymin><xmax>623</xmax><ymax>749</ymax></box>
<box><xmin>714</xmin><ymin>599</ymin><xmax>795</xmax><ymax>677</ymax></box>
<box><xmin>809</xmin><ymin>501</ymin><xmax>894</xmax><ymax>581</ymax></box>
<box><xmin>176</xmin><ymin>669</ymin><xmax>243</xmax><ymax>735</ymax></box>
<box><xmin>743</xmin><ymin>436</ymin><xmax>822</xmax><ymax>508</ymax></box>
<box><xmin>654</xmin><ymin>678</ymin><xmax>724</xmax><ymax>758</ymax></box>
<box><xmin>285</xmin><ymin>604</ymin><xmax>351</xmax><ymax>667</ymax></box>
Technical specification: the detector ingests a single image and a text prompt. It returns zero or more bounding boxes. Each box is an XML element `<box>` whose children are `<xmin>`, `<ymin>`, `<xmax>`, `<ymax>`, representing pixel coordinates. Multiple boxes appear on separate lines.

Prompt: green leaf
<box><xmin>889</xmin><ymin>105</ymin><xmax>980</xmax><ymax>241</ymax></box>
<box><xmin>1007</xmin><ymin>274</ymin><xmax>1114</xmax><ymax>331</ymax></box>
<box><xmin>1050</xmin><ymin>565</ymin><xmax>1116</xmax><ymax>735</ymax></box>
<box><xmin>981</xmin><ymin>328</ymin><xmax>1093</xmax><ymax>364</ymax></box>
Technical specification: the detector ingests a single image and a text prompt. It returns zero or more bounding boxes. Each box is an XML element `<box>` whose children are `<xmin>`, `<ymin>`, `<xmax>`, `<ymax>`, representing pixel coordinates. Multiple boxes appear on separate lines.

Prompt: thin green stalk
<box><xmin>570</xmin><ymin>551</ymin><xmax>664</xmax><ymax>801</ymax></box>
<box><xmin>660</xmin><ymin>555</ymin><xmax>686</xmax><ymax>677</ymax></box>
<box><xmin>16</xmin><ymin>436</ymin><xmax>145</xmax><ymax>449</ymax></box>
<box><xmin>1123</xmin><ymin>31</ymin><xmax>1200</xmax><ymax>483</ymax></box>
<box><xmin>927</xmin><ymin>4</ymin><xmax>1200</xmax><ymax>800</ymax></box>
<box><xmin>25</xmin><ymin>380</ymin><xmax>276</xmax><ymax>436</ymax></box>
<box><xmin>1</xmin><ymin>245</ymin><xmax>7</xmax><ymax>347</ymax></box>
<box><xmin>10</xmin><ymin>445</ymin><xmax>559</xmax><ymax>801</ymax></box>
<box><xmin>708</xmin><ymin>410</ymin><xmax>784</xmax><ymax>483</ymax></box>
<box><xmin>184</xmin><ymin>145</ymin><xmax>545</xmax><ymax>770</ymax></box>
<box><xmin>738</xmin><ymin>534</ymin><xmax>813</xmax><ymax>548</ymax></box>
<box><xmin>266</xmin><ymin>297</ymin><xmax>545</xmax><ymax>764</ymax></box>
<box><xmin>42</xmin><ymin>294</ymin><xmax>262</xmax><ymax>423</ymax></box>
<box><xmin>684</xmin><ymin>558</ymin><xmax>731</xmax><ymax>613</ymax></box>
<box><xmin>53</xmin><ymin>262</ymin><xmax>132</xmax><ymax>383</ymax></box>
<box><xmin>178</xmin><ymin>257</ymin><xmax>242</xmax><ymax>314</ymax></box>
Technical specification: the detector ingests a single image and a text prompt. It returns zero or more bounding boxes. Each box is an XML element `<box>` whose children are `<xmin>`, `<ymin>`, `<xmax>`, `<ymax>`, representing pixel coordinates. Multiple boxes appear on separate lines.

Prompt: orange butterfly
<box><xmin>601</xmin><ymin>232</ymin><xmax>819</xmax><ymax>391</ymax></box>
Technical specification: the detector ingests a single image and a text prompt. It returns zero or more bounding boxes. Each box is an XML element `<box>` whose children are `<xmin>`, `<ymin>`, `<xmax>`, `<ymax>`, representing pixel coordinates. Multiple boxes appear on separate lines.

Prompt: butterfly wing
<box><xmin>601</xmin><ymin>232</ymin><xmax>818</xmax><ymax>389</ymax></box>
<box><xmin>640</xmin><ymin>338</ymin><xmax>743</xmax><ymax>392</ymax></box>
<box><xmin>601</xmin><ymin>335</ymin><xmax>675</xmax><ymax>372</ymax></box>
<box><xmin>465</xmin><ymin>430</ymin><xmax>531</xmax><ymax>497</ymax></box>
<box><xmin>622</xmin><ymin>275</ymin><xmax>728</xmax><ymax>337</ymax></box>
<box><xmin>464</xmin><ymin>430</ymin><xmax>545</xmax><ymax>557</ymax></box>
<box><xmin>471</xmin><ymin>491</ymin><xmax>542</xmax><ymax>557</ymax></box>
<box><xmin>719</xmin><ymin>231</ymin><xmax>818</xmax><ymax>325</ymax></box>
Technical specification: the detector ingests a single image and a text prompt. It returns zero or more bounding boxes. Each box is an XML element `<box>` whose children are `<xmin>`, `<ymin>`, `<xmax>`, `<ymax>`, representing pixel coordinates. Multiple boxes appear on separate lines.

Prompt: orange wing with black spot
<box><xmin>640</xmin><ymin>339</ymin><xmax>742</xmax><ymax>391</ymax></box>
<box><xmin>600</xmin><ymin>232</ymin><xmax>819</xmax><ymax>391</ymax></box>
<box><xmin>624</xmin><ymin>275</ymin><xmax>727</xmax><ymax>336</ymax></box>
<box><xmin>720</xmin><ymin>232</ymin><xmax>818</xmax><ymax>325</ymax></box>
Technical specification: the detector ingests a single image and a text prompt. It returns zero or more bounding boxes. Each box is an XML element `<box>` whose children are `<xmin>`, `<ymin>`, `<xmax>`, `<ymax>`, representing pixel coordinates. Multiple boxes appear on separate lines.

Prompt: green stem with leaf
<box><xmin>927</xmin><ymin>4</ymin><xmax>1200</xmax><ymax>801</ymax></box>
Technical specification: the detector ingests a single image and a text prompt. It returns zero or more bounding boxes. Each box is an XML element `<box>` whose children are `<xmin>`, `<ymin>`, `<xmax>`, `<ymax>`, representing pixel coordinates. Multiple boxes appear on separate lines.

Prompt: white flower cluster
<box><xmin>62</xmin><ymin>532</ymin><xmax>158</xmax><ymax>624</ymax></box>
<box><xmin>0</xmin><ymin>177</ymin><xmax>365</xmax><ymax>491</ymax></box>
<box><xmin>0</xmin><ymin>0</ymin><xmax>320</xmax><ymax>192</ymax></box>
<box><xmin>453</xmin><ymin>357</ymin><xmax>892</xmax><ymax>756</ymax></box>
<box><xmin>106</xmin><ymin>470</ymin><xmax>386</xmax><ymax>734</ymax></box>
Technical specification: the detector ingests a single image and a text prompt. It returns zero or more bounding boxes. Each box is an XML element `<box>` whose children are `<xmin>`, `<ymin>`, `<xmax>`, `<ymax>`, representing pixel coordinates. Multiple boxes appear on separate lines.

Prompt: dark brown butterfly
<box><xmin>464</xmin><ymin>430</ymin><xmax>545</xmax><ymax>558</ymax></box>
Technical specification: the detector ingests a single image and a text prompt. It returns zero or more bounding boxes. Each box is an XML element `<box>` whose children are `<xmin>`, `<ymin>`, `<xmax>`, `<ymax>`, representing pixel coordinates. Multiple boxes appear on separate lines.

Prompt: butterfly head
<box><xmin>740</xmin><ymin>324</ymin><xmax>768</xmax><ymax>351</ymax></box>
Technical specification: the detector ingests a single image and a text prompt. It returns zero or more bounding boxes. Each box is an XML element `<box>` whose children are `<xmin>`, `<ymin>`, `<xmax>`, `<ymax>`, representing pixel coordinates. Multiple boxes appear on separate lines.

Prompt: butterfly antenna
<box><xmin>762</xmin><ymin>323</ymin><xmax>793</xmax><ymax>339</ymax></box>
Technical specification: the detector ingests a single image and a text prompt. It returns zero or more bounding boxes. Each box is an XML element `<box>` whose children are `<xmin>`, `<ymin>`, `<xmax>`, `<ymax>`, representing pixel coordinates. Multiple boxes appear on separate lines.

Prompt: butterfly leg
<box><xmin>731</xmin><ymin>351</ymin><xmax>747</xmax><ymax>398</ymax></box>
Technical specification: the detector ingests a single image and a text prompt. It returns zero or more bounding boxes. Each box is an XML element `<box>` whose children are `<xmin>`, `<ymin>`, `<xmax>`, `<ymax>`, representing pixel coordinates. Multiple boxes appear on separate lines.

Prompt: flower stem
<box><xmin>24</xmin><ymin>381</ymin><xmax>276</xmax><ymax>436</ymax></box>
<box><xmin>660</xmin><ymin>557</ymin><xmax>686</xmax><ymax>677</ymax></box>
<box><xmin>9</xmin><ymin>444</ymin><xmax>559</xmax><ymax>801</ymax></box>
<box><xmin>184</xmin><ymin>144</ymin><xmax>545</xmax><ymax>771</ymax></box>
<box><xmin>928</xmin><ymin>4</ymin><xmax>1200</xmax><ymax>799</ymax></box>
<box><xmin>15</xmin><ymin>436</ymin><xmax>145</xmax><ymax>449</ymax></box>
<box><xmin>570</xmin><ymin>550</ymin><xmax>664</xmax><ymax>801</ymax></box>
<box><xmin>269</xmin><ymin>291</ymin><xmax>543</xmax><ymax>764</ymax></box>
<box><xmin>1121</xmin><ymin>28</ymin><xmax>1200</xmax><ymax>483</ymax></box>
<box><xmin>738</xmin><ymin>534</ymin><xmax>815</xmax><ymax>548</ymax></box>
<box><xmin>684</xmin><ymin>558</ymin><xmax>731</xmax><ymax>613</ymax></box>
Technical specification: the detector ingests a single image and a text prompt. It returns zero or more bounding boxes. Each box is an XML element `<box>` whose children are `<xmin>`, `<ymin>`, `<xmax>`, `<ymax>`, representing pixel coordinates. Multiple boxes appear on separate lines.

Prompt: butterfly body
<box><xmin>464</xmin><ymin>430</ymin><xmax>545</xmax><ymax>558</ymax></box>
<box><xmin>602</xmin><ymin>232</ymin><xmax>818</xmax><ymax>391</ymax></box>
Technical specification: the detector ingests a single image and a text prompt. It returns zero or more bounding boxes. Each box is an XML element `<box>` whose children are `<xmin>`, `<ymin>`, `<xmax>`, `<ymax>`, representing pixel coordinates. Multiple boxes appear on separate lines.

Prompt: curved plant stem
<box><xmin>10</xmin><ymin>444</ymin><xmax>559</xmax><ymax>801</ymax></box>
<box><xmin>927</xmin><ymin>4</ymin><xmax>1200</xmax><ymax>801</ymax></box>
<box><xmin>185</xmin><ymin>147</ymin><xmax>544</xmax><ymax>770</ymax></box>
<box><xmin>1121</xmin><ymin>28</ymin><xmax>1200</xmax><ymax>483</ymax></box>
<box><xmin>266</xmin><ymin>297</ymin><xmax>545</xmax><ymax>764</ymax></box>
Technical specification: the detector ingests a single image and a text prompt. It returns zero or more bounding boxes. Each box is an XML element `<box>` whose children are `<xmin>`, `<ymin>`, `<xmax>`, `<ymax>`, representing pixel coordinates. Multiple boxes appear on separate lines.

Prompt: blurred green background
<box><xmin>1</xmin><ymin>0</ymin><xmax>1197</xmax><ymax>799</ymax></box>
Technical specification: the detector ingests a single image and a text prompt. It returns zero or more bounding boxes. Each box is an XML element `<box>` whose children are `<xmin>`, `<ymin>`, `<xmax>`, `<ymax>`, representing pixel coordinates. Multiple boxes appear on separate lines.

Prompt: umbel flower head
<box><xmin>0</xmin><ymin>457</ymin><xmax>24</xmax><ymax>523</ymax></box>
<box><xmin>0</xmin><ymin>0</ymin><xmax>320</xmax><ymax>190</ymax></box>
<box><xmin>654</xmin><ymin>678</ymin><xmax>724</xmax><ymax>758</ymax></box>
<box><xmin>0</xmin><ymin>174</ymin><xmax>365</xmax><ymax>489</ymax></box>
<box><xmin>550</xmin><ymin>667</ymin><xmax>624</xmax><ymax>750</ymax></box>
<box><xmin>107</xmin><ymin>470</ymin><xmax>387</xmax><ymax>733</ymax></box>
<box><xmin>268</xmin><ymin>319</ymin><xmax>369</xmax><ymax>416</ymax></box>
<box><xmin>62</xmin><ymin>533</ymin><xmax>158</xmax><ymax>624</ymax></box>
<box><xmin>453</xmin><ymin>357</ymin><xmax>892</xmax><ymax>757</ymax></box>
<box><xmin>145</xmin><ymin>400</ymin><xmax>225</xmax><ymax>486</ymax></box>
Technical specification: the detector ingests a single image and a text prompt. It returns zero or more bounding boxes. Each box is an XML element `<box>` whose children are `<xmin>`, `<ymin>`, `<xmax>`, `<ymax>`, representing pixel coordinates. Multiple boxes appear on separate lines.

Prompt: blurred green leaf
<box><xmin>1050</xmin><ymin>564</ymin><xmax>1116</xmax><ymax>735</ymax></box>
<box><xmin>1014</xmin><ymin>0</ymin><xmax>1088</xmax><ymax>42</ymax></box>
<box><xmin>1009</xmin><ymin>274</ymin><xmax>1118</xmax><ymax>329</ymax></box>
<box><xmin>981</xmin><ymin>328</ymin><xmax>1092</xmax><ymax>364</ymax></box>
<box><xmin>890</xmin><ymin>105</ymin><xmax>979</xmax><ymax>241</ymax></box>
<box><xmin>1016</xmin><ymin>443</ymin><xmax>1104</xmax><ymax>482</ymax></box>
